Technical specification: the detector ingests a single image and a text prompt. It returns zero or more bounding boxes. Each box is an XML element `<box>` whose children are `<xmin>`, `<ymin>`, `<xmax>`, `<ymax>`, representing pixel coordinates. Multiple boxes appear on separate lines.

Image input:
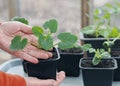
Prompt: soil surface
<box><xmin>81</xmin><ymin>58</ymin><xmax>115</xmax><ymax>68</ymax></box>
<box><xmin>59</xmin><ymin>47</ymin><xmax>83</xmax><ymax>53</ymax></box>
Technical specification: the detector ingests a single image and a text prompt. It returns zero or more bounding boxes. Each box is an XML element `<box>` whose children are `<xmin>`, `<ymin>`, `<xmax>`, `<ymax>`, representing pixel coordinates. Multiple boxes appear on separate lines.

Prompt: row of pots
<box><xmin>22</xmin><ymin>47</ymin><xmax>83</xmax><ymax>80</ymax></box>
<box><xmin>22</xmin><ymin>35</ymin><xmax>120</xmax><ymax>86</ymax></box>
<box><xmin>80</xmin><ymin>35</ymin><xmax>120</xmax><ymax>86</ymax></box>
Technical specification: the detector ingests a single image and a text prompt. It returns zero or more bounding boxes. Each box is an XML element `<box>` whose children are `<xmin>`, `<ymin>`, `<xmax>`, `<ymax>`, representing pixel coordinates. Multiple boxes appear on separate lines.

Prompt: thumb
<box><xmin>19</xmin><ymin>22</ymin><xmax>33</xmax><ymax>34</ymax></box>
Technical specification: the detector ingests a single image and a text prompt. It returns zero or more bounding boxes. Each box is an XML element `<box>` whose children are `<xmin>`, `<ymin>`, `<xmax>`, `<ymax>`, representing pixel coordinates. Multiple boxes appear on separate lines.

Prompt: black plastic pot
<box><xmin>80</xmin><ymin>57</ymin><xmax>117</xmax><ymax>86</ymax></box>
<box><xmin>57</xmin><ymin>48</ymin><xmax>84</xmax><ymax>77</ymax></box>
<box><xmin>23</xmin><ymin>47</ymin><xmax>60</xmax><ymax>80</ymax></box>
<box><xmin>113</xmin><ymin>57</ymin><xmax>120</xmax><ymax>81</ymax></box>
<box><xmin>80</xmin><ymin>33</ymin><xmax>120</xmax><ymax>81</ymax></box>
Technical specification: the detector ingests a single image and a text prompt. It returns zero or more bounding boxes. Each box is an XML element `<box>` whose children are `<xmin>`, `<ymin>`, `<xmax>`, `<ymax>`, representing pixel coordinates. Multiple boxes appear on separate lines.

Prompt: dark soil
<box><xmin>84</xmin><ymin>34</ymin><xmax>103</xmax><ymax>38</ymax></box>
<box><xmin>111</xmin><ymin>51</ymin><xmax>120</xmax><ymax>57</ymax></box>
<box><xmin>81</xmin><ymin>59</ymin><xmax>115</xmax><ymax>68</ymax></box>
<box><xmin>59</xmin><ymin>47</ymin><xmax>83</xmax><ymax>53</ymax></box>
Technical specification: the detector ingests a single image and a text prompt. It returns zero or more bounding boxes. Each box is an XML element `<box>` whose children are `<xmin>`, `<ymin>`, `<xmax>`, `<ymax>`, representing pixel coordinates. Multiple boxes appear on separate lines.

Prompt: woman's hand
<box><xmin>0</xmin><ymin>21</ymin><xmax>52</xmax><ymax>63</ymax></box>
<box><xmin>25</xmin><ymin>71</ymin><xmax>65</xmax><ymax>86</ymax></box>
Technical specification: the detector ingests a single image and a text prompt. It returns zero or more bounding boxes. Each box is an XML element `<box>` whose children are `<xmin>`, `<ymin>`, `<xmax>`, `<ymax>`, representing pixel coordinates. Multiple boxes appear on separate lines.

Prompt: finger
<box><xmin>29</xmin><ymin>35</ymin><xmax>53</xmax><ymax>57</ymax></box>
<box><xmin>27</xmin><ymin>50</ymin><xmax>50</xmax><ymax>59</ymax></box>
<box><xmin>19</xmin><ymin>22</ymin><xmax>33</xmax><ymax>34</ymax></box>
<box><xmin>24</xmin><ymin>45</ymin><xmax>52</xmax><ymax>59</ymax></box>
<box><xmin>25</xmin><ymin>77</ymin><xmax>55</xmax><ymax>86</ymax></box>
<box><xmin>0</xmin><ymin>22</ymin><xmax>21</xmax><ymax>36</ymax></box>
<box><xmin>37</xmin><ymin>50</ymin><xmax>53</xmax><ymax>57</ymax></box>
<box><xmin>14</xmin><ymin>51</ymin><xmax>39</xmax><ymax>64</ymax></box>
<box><xmin>54</xmin><ymin>71</ymin><xmax>66</xmax><ymax>86</ymax></box>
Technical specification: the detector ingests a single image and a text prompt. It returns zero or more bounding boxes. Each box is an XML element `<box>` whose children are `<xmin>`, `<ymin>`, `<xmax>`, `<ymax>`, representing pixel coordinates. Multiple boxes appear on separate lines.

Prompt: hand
<box><xmin>0</xmin><ymin>21</ymin><xmax>52</xmax><ymax>63</ymax></box>
<box><xmin>25</xmin><ymin>71</ymin><xmax>65</xmax><ymax>86</ymax></box>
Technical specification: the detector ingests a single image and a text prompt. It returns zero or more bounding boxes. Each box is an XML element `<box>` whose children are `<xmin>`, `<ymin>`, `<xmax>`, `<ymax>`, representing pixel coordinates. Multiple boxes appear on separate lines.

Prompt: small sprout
<box><xmin>103</xmin><ymin>41</ymin><xmax>114</xmax><ymax>48</ymax></box>
<box><xmin>92</xmin><ymin>49</ymin><xmax>111</xmax><ymax>65</ymax></box>
<box><xmin>81</xmin><ymin>44</ymin><xmax>111</xmax><ymax>65</ymax></box>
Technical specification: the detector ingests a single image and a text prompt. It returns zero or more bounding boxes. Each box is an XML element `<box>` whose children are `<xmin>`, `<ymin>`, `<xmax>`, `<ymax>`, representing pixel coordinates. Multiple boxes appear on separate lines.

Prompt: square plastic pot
<box><xmin>79</xmin><ymin>57</ymin><xmax>117</xmax><ymax>86</ymax></box>
<box><xmin>23</xmin><ymin>47</ymin><xmax>60</xmax><ymax>80</ymax></box>
<box><xmin>57</xmin><ymin>49</ymin><xmax>84</xmax><ymax>77</ymax></box>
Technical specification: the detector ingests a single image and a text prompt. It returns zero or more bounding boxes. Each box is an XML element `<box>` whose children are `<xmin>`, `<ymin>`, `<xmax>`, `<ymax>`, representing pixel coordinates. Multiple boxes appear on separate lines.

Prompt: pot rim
<box><xmin>79</xmin><ymin>57</ymin><xmax>118</xmax><ymax>70</ymax></box>
<box><xmin>79</xmin><ymin>32</ymin><xmax>120</xmax><ymax>41</ymax></box>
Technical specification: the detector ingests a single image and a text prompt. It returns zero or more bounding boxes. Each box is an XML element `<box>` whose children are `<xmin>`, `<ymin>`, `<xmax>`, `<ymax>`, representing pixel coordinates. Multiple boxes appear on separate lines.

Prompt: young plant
<box><xmin>81</xmin><ymin>44</ymin><xmax>111</xmax><ymax>65</ymax></box>
<box><xmin>103</xmin><ymin>33</ymin><xmax>120</xmax><ymax>53</ymax></box>
<box><xmin>10</xmin><ymin>17</ymin><xmax>78</xmax><ymax>51</ymax></box>
<box><xmin>82</xmin><ymin>1</ymin><xmax>120</xmax><ymax>38</ymax></box>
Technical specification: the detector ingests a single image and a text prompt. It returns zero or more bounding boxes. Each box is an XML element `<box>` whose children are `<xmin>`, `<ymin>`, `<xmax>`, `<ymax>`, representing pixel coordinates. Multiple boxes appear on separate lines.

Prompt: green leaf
<box><xmin>58</xmin><ymin>32</ymin><xmax>77</xmax><ymax>49</ymax></box>
<box><xmin>94</xmin><ymin>9</ymin><xmax>102</xmax><ymax>15</ymax></box>
<box><xmin>43</xmin><ymin>19</ymin><xmax>58</xmax><ymax>33</ymax></box>
<box><xmin>102</xmin><ymin>13</ymin><xmax>110</xmax><ymax>19</ymax></box>
<box><xmin>32</xmin><ymin>26</ymin><xmax>44</xmax><ymax>37</ymax></box>
<box><xmin>105</xmin><ymin>3</ymin><xmax>113</xmax><ymax>8</ymax></box>
<box><xmin>11</xmin><ymin>17</ymin><xmax>29</xmax><ymax>25</ymax></box>
<box><xmin>10</xmin><ymin>36</ymin><xmax>28</xmax><ymax>50</ymax></box>
<box><xmin>92</xmin><ymin>56</ymin><xmax>101</xmax><ymax>65</ymax></box>
<box><xmin>92</xmin><ymin>49</ymin><xmax>111</xmax><ymax>65</ymax></box>
<box><xmin>109</xmin><ymin>27</ymin><xmax>120</xmax><ymax>37</ymax></box>
<box><xmin>81</xmin><ymin>25</ymin><xmax>96</xmax><ymax>34</ymax></box>
<box><xmin>99</xmin><ymin>26</ymin><xmax>112</xmax><ymax>38</ymax></box>
<box><xmin>81</xmin><ymin>44</ymin><xmax>92</xmax><ymax>51</ymax></box>
<box><xmin>92</xmin><ymin>49</ymin><xmax>101</xmax><ymax>65</ymax></box>
<box><xmin>38</xmin><ymin>34</ymin><xmax>53</xmax><ymax>50</ymax></box>
<box><xmin>89</xmin><ymin>48</ymin><xmax>96</xmax><ymax>53</ymax></box>
<box><xmin>101</xmin><ymin>52</ymin><xmax>111</xmax><ymax>58</ymax></box>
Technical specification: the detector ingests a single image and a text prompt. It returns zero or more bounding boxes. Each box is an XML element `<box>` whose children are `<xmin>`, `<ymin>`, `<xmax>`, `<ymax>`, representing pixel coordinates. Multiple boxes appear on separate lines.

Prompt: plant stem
<box><xmin>108</xmin><ymin>48</ymin><xmax>111</xmax><ymax>53</ymax></box>
<box><xmin>53</xmin><ymin>42</ymin><xmax>59</xmax><ymax>47</ymax></box>
<box><xmin>95</xmin><ymin>23</ymin><xmax>100</xmax><ymax>38</ymax></box>
<box><xmin>30</xmin><ymin>42</ymin><xmax>41</xmax><ymax>49</ymax></box>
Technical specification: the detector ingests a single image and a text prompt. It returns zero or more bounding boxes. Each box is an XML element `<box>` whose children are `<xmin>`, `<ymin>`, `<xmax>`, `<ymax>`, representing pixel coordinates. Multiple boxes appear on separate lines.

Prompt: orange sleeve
<box><xmin>0</xmin><ymin>71</ymin><xmax>26</xmax><ymax>86</ymax></box>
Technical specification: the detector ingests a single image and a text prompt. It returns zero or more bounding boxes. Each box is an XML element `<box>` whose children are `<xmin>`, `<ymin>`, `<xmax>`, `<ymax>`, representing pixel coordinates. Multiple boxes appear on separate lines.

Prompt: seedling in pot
<box><xmin>10</xmin><ymin>17</ymin><xmax>78</xmax><ymax>79</ymax></box>
<box><xmin>81</xmin><ymin>44</ymin><xmax>111</xmax><ymax>65</ymax></box>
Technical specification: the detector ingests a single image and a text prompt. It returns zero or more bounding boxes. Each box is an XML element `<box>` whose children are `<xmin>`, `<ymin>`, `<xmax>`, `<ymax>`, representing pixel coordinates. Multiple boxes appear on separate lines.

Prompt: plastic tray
<box><xmin>0</xmin><ymin>58</ymin><xmax>120</xmax><ymax>86</ymax></box>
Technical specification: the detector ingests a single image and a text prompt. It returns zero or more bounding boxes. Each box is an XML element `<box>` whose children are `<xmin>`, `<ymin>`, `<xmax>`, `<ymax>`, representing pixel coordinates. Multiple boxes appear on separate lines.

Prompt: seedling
<box><xmin>82</xmin><ymin>1</ymin><xmax>120</xmax><ymax>38</ymax></box>
<box><xmin>103</xmin><ymin>33</ymin><xmax>120</xmax><ymax>52</ymax></box>
<box><xmin>10</xmin><ymin>17</ymin><xmax>78</xmax><ymax>51</ymax></box>
<box><xmin>81</xmin><ymin>44</ymin><xmax>111</xmax><ymax>65</ymax></box>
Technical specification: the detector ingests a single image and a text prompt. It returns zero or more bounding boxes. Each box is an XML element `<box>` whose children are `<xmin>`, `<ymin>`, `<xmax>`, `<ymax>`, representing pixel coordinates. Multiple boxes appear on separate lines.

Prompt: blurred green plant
<box><xmin>82</xmin><ymin>0</ymin><xmax>120</xmax><ymax>38</ymax></box>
